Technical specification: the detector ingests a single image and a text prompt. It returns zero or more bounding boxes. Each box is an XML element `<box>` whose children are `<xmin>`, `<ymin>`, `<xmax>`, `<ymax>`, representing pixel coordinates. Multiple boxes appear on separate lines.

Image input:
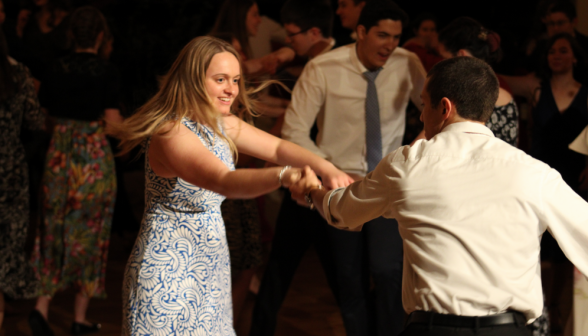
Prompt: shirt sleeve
<box><xmin>323</xmin><ymin>149</ymin><xmax>403</xmax><ymax>231</ymax></box>
<box><xmin>540</xmin><ymin>168</ymin><xmax>588</xmax><ymax>277</ymax></box>
<box><xmin>407</xmin><ymin>52</ymin><xmax>426</xmax><ymax>111</ymax></box>
<box><xmin>281</xmin><ymin>61</ymin><xmax>329</xmax><ymax>159</ymax></box>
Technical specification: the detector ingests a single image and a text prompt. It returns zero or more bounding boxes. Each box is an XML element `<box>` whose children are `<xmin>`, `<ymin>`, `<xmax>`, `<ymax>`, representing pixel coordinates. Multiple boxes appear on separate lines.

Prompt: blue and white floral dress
<box><xmin>123</xmin><ymin>118</ymin><xmax>236</xmax><ymax>336</ymax></box>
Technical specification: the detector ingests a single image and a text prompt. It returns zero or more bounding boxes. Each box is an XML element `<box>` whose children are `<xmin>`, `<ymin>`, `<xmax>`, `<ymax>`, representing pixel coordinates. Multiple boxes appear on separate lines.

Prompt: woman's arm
<box><xmin>149</xmin><ymin>122</ymin><xmax>302</xmax><ymax>199</ymax></box>
<box><xmin>224</xmin><ymin>115</ymin><xmax>354</xmax><ymax>189</ymax></box>
<box><xmin>498</xmin><ymin>73</ymin><xmax>540</xmax><ymax>101</ymax></box>
<box><xmin>104</xmin><ymin>108</ymin><xmax>123</xmax><ymax>135</ymax></box>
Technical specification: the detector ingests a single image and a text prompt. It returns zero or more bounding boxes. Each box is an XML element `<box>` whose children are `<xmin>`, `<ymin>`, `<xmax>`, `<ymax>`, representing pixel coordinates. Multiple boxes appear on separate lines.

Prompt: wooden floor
<box><xmin>3</xmin><ymin>234</ymin><xmax>346</xmax><ymax>336</ymax></box>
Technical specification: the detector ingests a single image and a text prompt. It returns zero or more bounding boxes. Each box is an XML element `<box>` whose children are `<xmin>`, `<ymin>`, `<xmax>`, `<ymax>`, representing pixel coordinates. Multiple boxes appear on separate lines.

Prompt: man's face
<box><xmin>356</xmin><ymin>19</ymin><xmax>402</xmax><ymax>70</ymax></box>
<box><xmin>420</xmin><ymin>78</ymin><xmax>445</xmax><ymax>140</ymax></box>
<box><xmin>284</xmin><ymin>23</ymin><xmax>315</xmax><ymax>57</ymax></box>
<box><xmin>336</xmin><ymin>0</ymin><xmax>365</xmax><ymax>30</ymax></box>
<box><xmin>544</xmin><ymin>12</ymin><xmax>576</xmax><ymax>37</ymax></box>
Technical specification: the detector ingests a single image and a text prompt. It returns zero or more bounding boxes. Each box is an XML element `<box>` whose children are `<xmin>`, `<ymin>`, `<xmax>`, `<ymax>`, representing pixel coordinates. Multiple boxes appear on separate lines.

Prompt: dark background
<box><xmin>3</xmin><ymin>0</ymin><xmax>545</xmax><ymax>113</ymax></box>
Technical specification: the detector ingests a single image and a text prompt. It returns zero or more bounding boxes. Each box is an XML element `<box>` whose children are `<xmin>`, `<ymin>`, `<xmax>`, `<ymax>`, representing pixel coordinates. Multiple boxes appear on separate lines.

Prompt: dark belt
<box><xmin>406</xmin><ymin>311</ymin><xmax>526</xmax><ymax>328</ymax></box>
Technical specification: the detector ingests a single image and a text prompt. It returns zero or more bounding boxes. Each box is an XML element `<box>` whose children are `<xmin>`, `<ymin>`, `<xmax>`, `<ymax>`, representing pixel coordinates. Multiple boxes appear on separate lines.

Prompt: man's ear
<box><xmin>357</xmin><ymin>24</ymin><xmax>366</xmax><ymax>40</ymax></box>
<box><xmin>440</xmin><ymin>97</ymin><xmax>454</xmax><ymax>121</ymax></box>
<box><xmin>309</xmin><ymin>27</ymin><xmax>321</xmax><ymax>38</ymax></box>
<box><xmin>456</xmin><ymin>49</ymin><xmax>472</xmax><ymax>57</ymax></box>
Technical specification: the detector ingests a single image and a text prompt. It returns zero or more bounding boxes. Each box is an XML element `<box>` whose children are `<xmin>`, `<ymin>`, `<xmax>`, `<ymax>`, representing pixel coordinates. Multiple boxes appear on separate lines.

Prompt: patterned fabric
<box><xmin>0</xmin><ymin>60</ymin><xmax>44</xmax><ymax>299</ymax></box>
<box><xmin>32</xmin><ymin>119</ymin><xmax>116</xmax><ymax>298</ymax></box>
<box><xmin>485</xmin><ymin>100</ymin><xmax>519</xmax><ymax>146</ymax></box>
<box><xmin>222</xmin><ymin>198</ymin><xmax>262</xmax><ymax>272</ymax></box>
<box><xmin>364</xmin><ymin>68</ymin><xmax>383</xmax><ymax>172</ymax></box>
<box><xmin>123</xmin><ymin>118</ymin><xmax>236</xmax><ymax>336</ymax></box>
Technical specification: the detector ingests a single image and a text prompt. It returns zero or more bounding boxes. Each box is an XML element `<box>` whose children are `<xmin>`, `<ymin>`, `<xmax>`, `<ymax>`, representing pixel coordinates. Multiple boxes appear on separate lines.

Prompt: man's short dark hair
<box><xmin>546</xmin><ymin>0</ymin><xmax>577</xmax><ymax>20</ymax></box>
<box><xmin>427</xmin><ymin>57</ymin><xmax>499</xmax><ymax>123</ymax></box>
<box><xmin>356</xmin><ymin>0</ymin><xmax>408</xmax><ymax>32</ymax></box>
<box><xmin>281</xmin><ymin>0</ymin><xmax>333</xmax><ymax>38</ymax></box>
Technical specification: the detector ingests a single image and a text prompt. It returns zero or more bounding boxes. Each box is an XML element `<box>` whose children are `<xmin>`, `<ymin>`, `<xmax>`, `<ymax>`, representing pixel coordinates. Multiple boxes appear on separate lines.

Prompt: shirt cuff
<box><xmin>323</xmin><ymin>187</ymin><xmax>344</xmax><ymax>225</ymax></box>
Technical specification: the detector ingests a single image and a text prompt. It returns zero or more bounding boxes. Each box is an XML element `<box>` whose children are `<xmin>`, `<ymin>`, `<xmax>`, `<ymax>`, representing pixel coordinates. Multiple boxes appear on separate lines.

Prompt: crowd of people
<box><xmin>0</xmin><ymin>0</ymin><xmax>587</xmax><ymax>336</ymax></box>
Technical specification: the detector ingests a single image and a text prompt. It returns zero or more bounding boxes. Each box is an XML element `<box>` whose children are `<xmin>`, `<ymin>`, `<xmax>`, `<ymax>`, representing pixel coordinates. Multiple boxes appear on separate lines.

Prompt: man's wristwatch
<box><xmin>305</xmin><ymin>184</ymin><xmax>323</xmax><ymax>210</ymax></box>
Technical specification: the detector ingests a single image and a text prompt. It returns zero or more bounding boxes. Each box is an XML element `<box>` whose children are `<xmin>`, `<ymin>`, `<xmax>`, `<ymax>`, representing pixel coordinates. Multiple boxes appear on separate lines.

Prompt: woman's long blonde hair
<box><xmin>112</xmin><ymin>36</ymin><xmax>264</xmax><ymax>157</ymax></box>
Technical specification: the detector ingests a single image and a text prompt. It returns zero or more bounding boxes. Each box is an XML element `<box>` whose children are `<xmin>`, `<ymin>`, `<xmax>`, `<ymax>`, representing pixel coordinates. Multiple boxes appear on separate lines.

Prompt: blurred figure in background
<box><xmin>211</xmin><ymin>0</ymin><xmax>294</xmax><ymax>77</ymax></box>
<box><xmin>402</xmin><ymin>13</ymin><xmax>443</xmax><ymax>72</ymax></box>
<box><xmin>0</xmin><ymin>25</ymin><xmax>44</xmax><ymax>330</ymax></box>
<box><xmin>437</xmin><ymin>17</ymin><xmax>519</xmax><ymax>146</ymax></box>
<box><xmin>29</xmin><ymin>6</ymin><xmax>121</xmax><ymax>336</ymax></box>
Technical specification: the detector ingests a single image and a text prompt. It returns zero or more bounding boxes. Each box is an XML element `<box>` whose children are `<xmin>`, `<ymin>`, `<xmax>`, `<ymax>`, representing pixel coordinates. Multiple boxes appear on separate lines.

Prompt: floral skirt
<box><xmin>32</xmin><ymin>119</ymin><xmax>116</xmax><ymax>298</ymax></box>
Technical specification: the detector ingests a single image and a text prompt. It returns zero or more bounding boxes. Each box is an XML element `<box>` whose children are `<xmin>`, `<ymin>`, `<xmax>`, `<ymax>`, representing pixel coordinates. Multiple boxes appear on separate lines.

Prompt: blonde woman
<box><xmin>114</xmin><ymin>36</ymin><xmax>352</xmax><ymax>335</ymax></box>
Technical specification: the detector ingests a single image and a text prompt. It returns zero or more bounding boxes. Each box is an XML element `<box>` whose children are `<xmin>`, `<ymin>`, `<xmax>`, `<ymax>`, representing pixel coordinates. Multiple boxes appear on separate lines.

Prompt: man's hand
<box><xmin>290</xmin><ymin>166</ymin><xmax>322</xmax><ymax>207</ymax></box>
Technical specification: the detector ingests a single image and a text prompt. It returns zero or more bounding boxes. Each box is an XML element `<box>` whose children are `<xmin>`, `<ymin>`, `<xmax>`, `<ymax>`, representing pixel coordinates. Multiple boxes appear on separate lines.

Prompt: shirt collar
<box><xmin>440</xmin><ymin>121</ymin><xmax>495</xmax><ymax>137</ymax></box>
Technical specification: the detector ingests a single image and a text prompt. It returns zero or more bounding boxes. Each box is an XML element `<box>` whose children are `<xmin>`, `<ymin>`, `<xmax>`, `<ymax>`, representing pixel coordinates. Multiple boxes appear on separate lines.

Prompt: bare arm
<box><xmin>224</xmin><ymin>115</ymin><xmax>354</xmax><ymax>189</ymax></box>
<box><xmin>149</xmin><ymin>122</ymin><xmax>302</xmax><ymax>199</ymax></box>
<box><xmin>104</xmin><ymin>108</ymin><xmax>123</xmax><ymax>135</ymax></box>
<box><xmin>498</xmin><ymin>73</ymin><xmax>540</xmax><ymax>101</ymax></box>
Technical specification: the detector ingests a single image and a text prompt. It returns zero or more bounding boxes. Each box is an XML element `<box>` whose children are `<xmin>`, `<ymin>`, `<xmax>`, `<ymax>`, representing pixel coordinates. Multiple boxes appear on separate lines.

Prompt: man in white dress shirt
<box><xmin>278</xmin><ymin>1</ymin><xmax>425</xmax><ymax>335</ymax></box>
<box><xmin>294</xmin><ymin>56</ymin><xmax>588</xmax><ymax>335</ymax></box>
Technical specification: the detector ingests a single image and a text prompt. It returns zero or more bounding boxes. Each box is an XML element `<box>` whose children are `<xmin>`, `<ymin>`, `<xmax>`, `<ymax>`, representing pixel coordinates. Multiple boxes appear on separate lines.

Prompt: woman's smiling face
<box><xmin>205</xmin><ymin>51</ymin><xmax>241</xmax><ymax>115</ymax></box>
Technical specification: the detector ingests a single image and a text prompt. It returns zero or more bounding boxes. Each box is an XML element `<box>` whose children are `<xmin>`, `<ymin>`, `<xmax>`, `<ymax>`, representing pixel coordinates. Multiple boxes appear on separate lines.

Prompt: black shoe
<box><xmin>71</xmin><ymin>322</ymin><xmax>101</xmax><ymax>335</ymax></box>
<box><xmin>28</xmin><ymin>310</ymin><xmax>55</xmax><ymax>336</ymax></box>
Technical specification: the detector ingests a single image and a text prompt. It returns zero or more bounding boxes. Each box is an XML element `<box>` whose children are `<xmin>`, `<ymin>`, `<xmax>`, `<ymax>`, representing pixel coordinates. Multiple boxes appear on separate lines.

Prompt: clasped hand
<box><xmin>284</xmin><ymin>166</ymin><xmax>323</xmax><ymax>207</ymax></box>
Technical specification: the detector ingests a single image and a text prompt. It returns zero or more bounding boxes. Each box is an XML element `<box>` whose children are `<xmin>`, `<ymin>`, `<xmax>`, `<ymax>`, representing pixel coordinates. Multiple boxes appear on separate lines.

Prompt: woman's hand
<box><xmin>279</xmin><ymin>166</ymin><xmax>303</xmax><ymax>188</ymax></box>
<box><xmin>289</xmin><ymin>166</ymin><xmax>322</xmax><ymax>206</ymax></box>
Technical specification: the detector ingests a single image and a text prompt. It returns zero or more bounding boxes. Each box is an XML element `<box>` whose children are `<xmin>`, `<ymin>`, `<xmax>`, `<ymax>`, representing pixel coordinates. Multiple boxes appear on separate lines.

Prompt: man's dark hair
<box><xmin>281</xmin><ymin>0</ymin><xmax>333</xmax><ymax>38</ymax></box>
<box><xmin>546</xmin><ymin>0</ymin><xmax>577</xmax><ymax>20</ymax></box>
<box><xmin>427</xmin><ymin>57</ymin><xmax>499</xmax><ymax>123</ymax></box>
<box><xmin>352</xmin><ymin>0</ymin><xmax>366</xmax><ymax>4</ymax></box>
<box><xmin>356</xmin><ymin>0</ymin><xmax>408</xmax><ymax>32</ymax></box>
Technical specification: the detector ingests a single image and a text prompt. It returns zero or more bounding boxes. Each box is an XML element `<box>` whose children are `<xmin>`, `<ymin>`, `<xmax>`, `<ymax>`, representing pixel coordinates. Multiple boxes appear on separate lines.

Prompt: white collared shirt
<box><xmin>323</xmin><ymin>121</ymin><xmax>588</xmax><ymax>323</ymax></box>
<box><xmin>282</xmin><ymin>43</ymin><xmax>426</xmax><ymax>176</ymax></box>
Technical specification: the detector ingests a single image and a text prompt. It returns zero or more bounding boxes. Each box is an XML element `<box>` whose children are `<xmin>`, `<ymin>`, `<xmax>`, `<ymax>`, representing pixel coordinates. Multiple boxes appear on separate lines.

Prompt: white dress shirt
<box><xmin>282</xmin><ymin>43</ymin><xmax>426</xmax><ymax>176</ymax></box>
<box><xmin>323</xmin><ymin>121</ymin><xmax>588</xmax><ymax>323</ymax></box>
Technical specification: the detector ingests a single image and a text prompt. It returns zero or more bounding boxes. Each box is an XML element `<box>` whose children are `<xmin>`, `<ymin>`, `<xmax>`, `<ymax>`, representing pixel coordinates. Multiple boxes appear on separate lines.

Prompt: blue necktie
<box><xmin>364</xmin><ymin>68</ymin><xmax>382</xmax><ymax>172</ymax></box>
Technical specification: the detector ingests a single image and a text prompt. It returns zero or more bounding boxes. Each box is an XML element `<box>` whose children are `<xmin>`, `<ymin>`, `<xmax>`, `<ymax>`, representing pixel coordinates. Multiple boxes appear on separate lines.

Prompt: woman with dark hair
<box><xmin>210</xmin><ymin>0</ymin><xmax>294</xmax><ymax>76</ymax></box>
<box><xmin>28</xmin><ymin>6</ymin><xmax>121</xmax><ymax>336</ymax></box>
<box><xmin>437</xmin><ymin>17</ymin><xmax>519</xmax><ymax>146</ymax></box>
<box><xmin>497</xmin><ymin>32</ymin><xmax>587</xmax><ymax>334</ymax></box>
<box><xmin>0</xmin><ymin>25</ymin><xmax>44</xmax><ymax>329</ymax></box>
<box><xmin>402</xmin><ymin>13</ymin><xmax>443</xmax><ymax>72</ymax></box>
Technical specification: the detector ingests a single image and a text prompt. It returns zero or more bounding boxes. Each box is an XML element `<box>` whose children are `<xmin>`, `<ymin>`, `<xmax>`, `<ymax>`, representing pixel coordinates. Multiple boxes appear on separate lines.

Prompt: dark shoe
<box><xmin>71</xmin><ymin>322</ymin><xmax>101</xmax><ymax>335</ymax></box>
<box><xmin>28</xmin><ymin>310</ymin><xmax>55</xmax><ymax>336</ymax></box>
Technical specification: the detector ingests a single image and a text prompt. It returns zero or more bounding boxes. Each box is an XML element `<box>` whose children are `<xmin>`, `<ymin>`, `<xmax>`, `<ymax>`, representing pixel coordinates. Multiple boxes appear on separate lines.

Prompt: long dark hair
<box><xmin>0</xmin><ymin>27</ymin><xmax>16</xmax><ymax>103</ymax></box>
<box><xmin>210</xmin><ymin>0</ymin><xmax>255</xmax><ymax>59</ymax></box>
<box><xmin>438</xmin><ymin>17</ymin><xmax>502</xmax><ymax>65</ymax></box>
<box><xmin>537</xmin><ymin>33</ymin><xmax>588</xmax><ymax>85</ymax></box>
